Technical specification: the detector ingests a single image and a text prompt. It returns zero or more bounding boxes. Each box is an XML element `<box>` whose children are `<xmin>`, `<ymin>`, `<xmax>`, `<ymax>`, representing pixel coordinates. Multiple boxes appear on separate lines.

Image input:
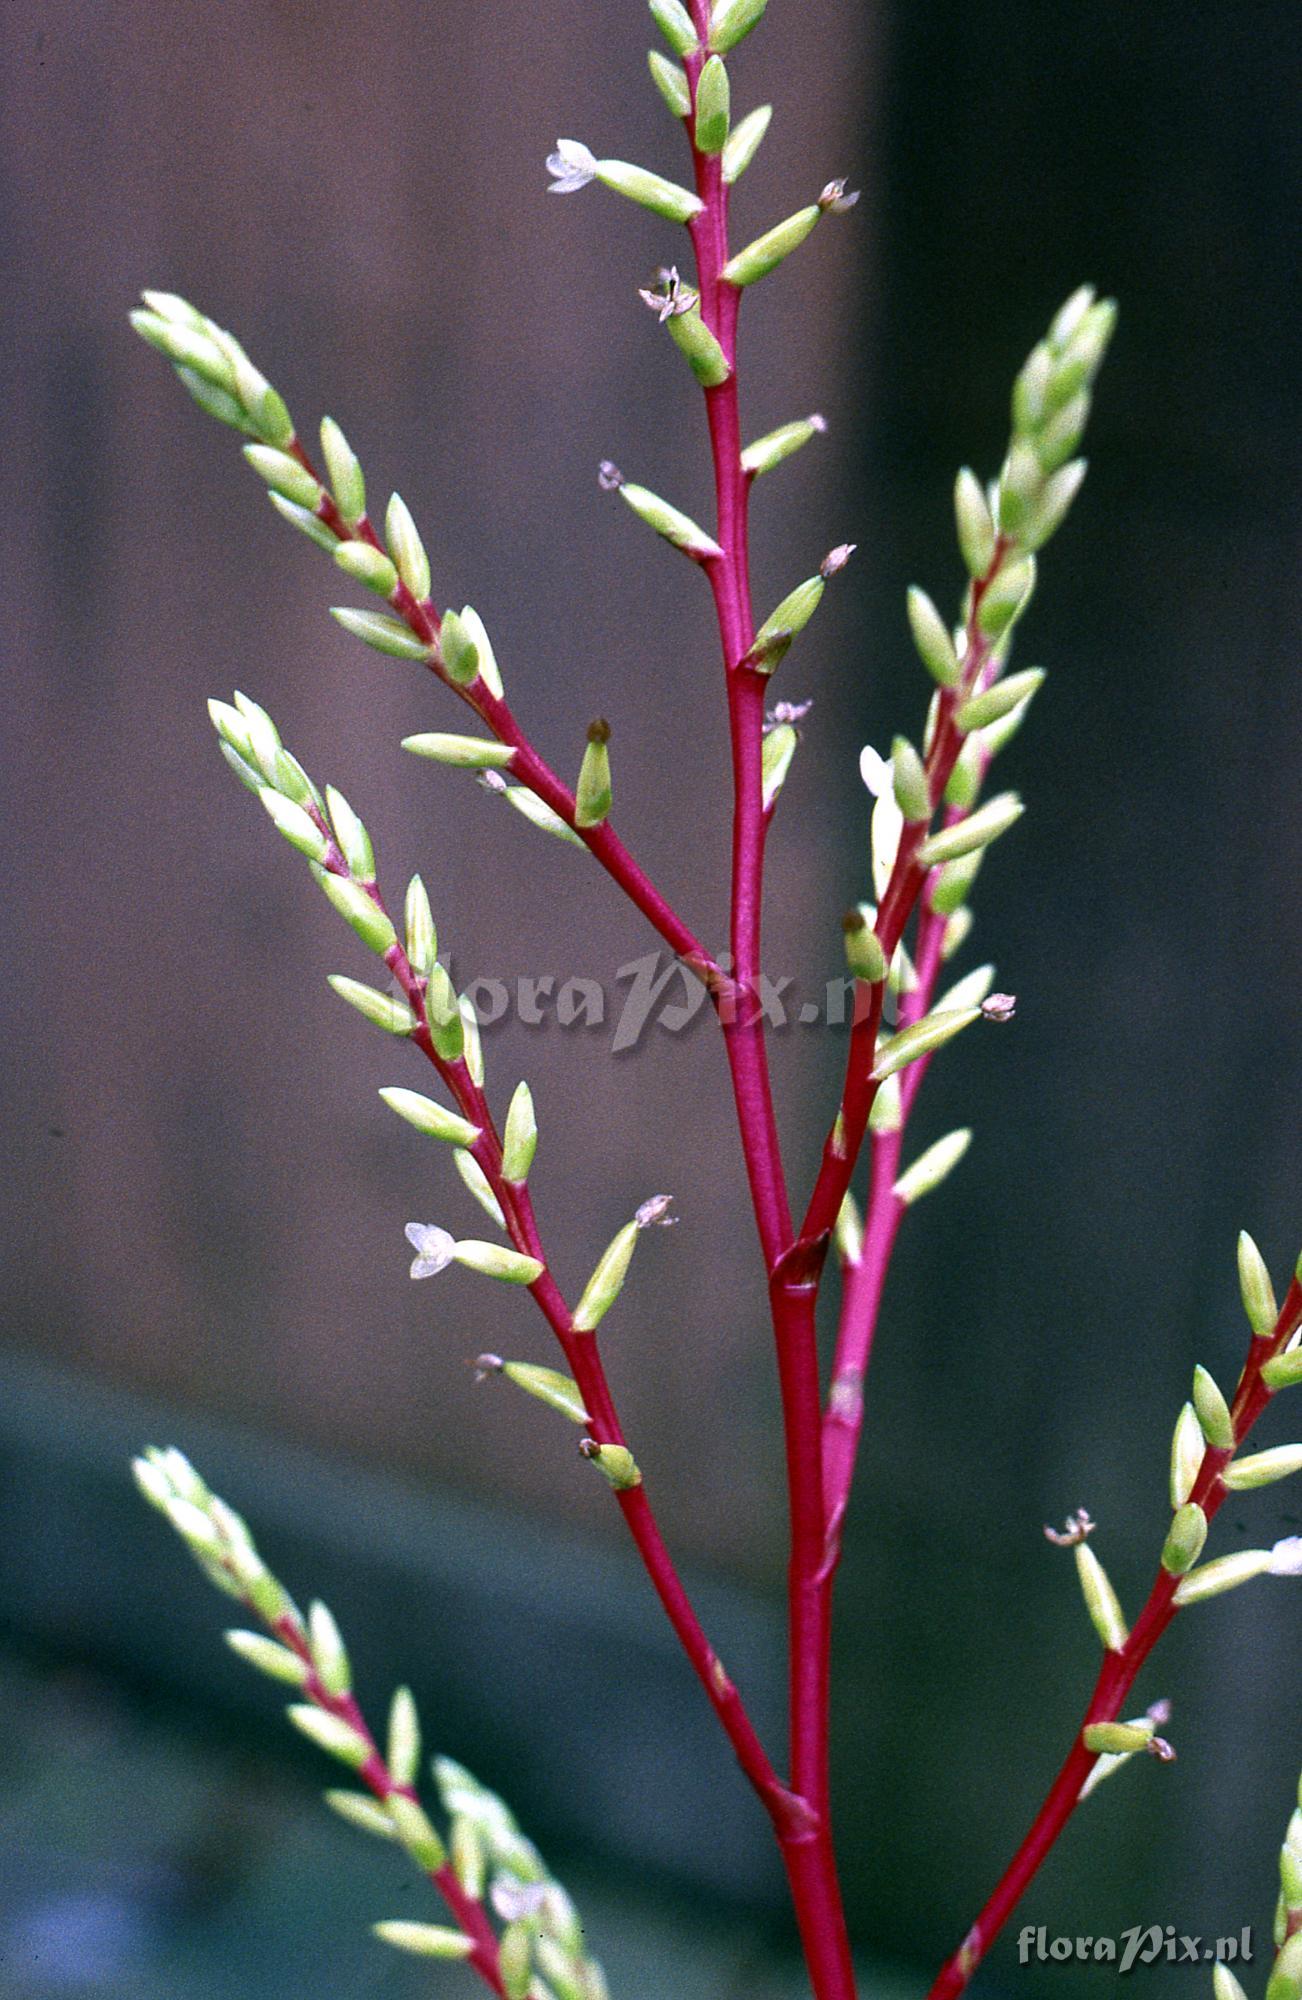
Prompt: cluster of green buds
<box><xmin>131</xmin><ymin>292</ymin><xmax>522</xmax><ymax>701</ymax></box>
<box><xmin>133</xmin><ymin>1451</ymin><xmax>604</xmax><ymax>1996</ymax></box>
<box><xmin>1211</xmin><ymin>1772</ymin><xmax>1302</xmax><ymax>2000</ymax></box>
<box><xmin>430</xmin><ymin>1759</ymin><xmax>609</xmax><ymax>1999</ymax></box>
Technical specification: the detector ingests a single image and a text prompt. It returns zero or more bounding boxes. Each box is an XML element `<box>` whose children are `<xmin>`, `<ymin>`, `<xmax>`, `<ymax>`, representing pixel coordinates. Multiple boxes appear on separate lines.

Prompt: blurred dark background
<box><xmin>1</xmin><ymin>0</ymin><xmax>1298</xmax><ymax>1995</ymax></box>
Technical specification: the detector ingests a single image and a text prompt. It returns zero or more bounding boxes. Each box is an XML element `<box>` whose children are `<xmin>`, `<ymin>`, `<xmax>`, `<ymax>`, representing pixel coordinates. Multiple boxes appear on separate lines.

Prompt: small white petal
<box><xmin>405</xmin><ymin>1222</ymin><xmax>455</xmax><ymax>1280</ymax></box>
<box><xmin>871</xmin><ymin>787</ymin><xmax>904</xmax><ymax>901</ymax></box>
<box><xmin>1268</xmin><ymin>1536</ymin><xmax>1302</xmax><ymax>1576</ymax></box>
<box><xmin>859</xmin><ymin>744</ymin><xmax>891</xmax><ymax>797</ymax></box>
<box><xmin>546</xmin><ymin>139</ymin><xmax>597</xmax><ymax>192</ymax></box>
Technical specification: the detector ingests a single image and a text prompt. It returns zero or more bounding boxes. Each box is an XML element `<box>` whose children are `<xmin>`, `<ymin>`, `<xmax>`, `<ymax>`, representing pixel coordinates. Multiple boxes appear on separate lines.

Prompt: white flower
<box><xmin>405</xmin><ymin>1221</ymin><xmax>455</xmax><ymax>1280</ymax></box>
<box><xmin>860</xmin><ymin>743</ymin><xmax>903</xmax><ymax>900</ymax></box>
<box><xmin>546</xmin><ymin>139</ymin><xmax>597</xmax><ymax>194</ymax></box>
<box><xmin>1267</xmin><ymin>1536</ymin><xmax>1302</xmax><ymax>1576</ymax></box>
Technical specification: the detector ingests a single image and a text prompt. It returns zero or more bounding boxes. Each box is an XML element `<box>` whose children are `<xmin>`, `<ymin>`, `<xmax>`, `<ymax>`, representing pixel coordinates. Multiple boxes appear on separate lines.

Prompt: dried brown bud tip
<box><xmin>1044</xmin><ymin>1507</ymin><xmax>1095</xmax><ymax>1546</ymax></box>
<box><xmin>587</xmin><ymin>717</ymin><xmax>612</xmax><ymax>745</ymax></box>
<box><xmin>820</xmin><ymin>542</ymin><xmax>857</xmax><ymax>579</ymax></box>
<box><xmin>842</xmin><ymin>908</ymin><xmax>867</xmax><ymax>935</ymax></box>
<box><xmin>982</xmin><ymin>992</ymin><xmax>1017</xmax><ymax>1022</ymax></box>
<box><xmin>578</xmin><ymin>1437</ymin><xmax>601</xmax><ymax>1460</ymax></box>
<box><xmin>598</xmin><ymin>461</ymin><xmax>625</xmax><ymax>492</ymax></box>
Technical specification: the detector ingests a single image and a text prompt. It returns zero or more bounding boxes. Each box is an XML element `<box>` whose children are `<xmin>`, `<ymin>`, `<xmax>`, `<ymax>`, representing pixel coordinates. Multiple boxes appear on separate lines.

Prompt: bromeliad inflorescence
<box><xmin>129</xmin><ymin>4</ymin><xmax>1300</xmax><ymax>1996</ymax></box>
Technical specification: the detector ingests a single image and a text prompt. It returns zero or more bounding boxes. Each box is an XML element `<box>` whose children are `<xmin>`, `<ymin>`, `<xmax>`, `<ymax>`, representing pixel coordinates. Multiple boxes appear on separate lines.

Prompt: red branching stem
<box><xmin>287</xmin><ymin>439</ymin><xmax>726</xmax><ymax>993</ymax></box>
<box><xmin>681</xmin><ymin>27</ymin><xmax>856</xmax><ymax>1996</ymax></box>
<box><xmin>236</xmin><ymin>1593</ymin><xmax>507</xmax><ymax>1991</ymax></box>
<box><xmin>927</xmin><ymin>1277</ymin><xmax>1302</xmax><ymax>2000</ymax></box>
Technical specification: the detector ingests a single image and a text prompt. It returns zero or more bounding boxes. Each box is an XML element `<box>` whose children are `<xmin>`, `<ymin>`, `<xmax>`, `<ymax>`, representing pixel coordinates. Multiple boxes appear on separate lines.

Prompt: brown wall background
<box><xmin>4</xmin><ymin>0</ymin><xmax>873</xmax><ymax>1570</ymax></box>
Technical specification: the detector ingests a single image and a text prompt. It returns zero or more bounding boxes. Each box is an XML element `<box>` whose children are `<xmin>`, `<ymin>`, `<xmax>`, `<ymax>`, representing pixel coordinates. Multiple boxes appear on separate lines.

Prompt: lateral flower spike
<box><xmin>573</xmin><ymin>1221</ymin><xmax>640</xmax><ymax>1332</ymax></box>
<box><xmin>501</xmin><ymin>1081</ymin><xmax>538</xmax><ymax>1183</ymax></box>
<box><xmin>579</xmin><ymin>1439</ymin><xmax>643</xmax><ymax>1491</ymax></box>
<box><xmin>710</xmin><ymin>0</ymin><xmax>768</xmax><ymax>51</ymax></box>
<box><xmin>387</xmin><ymin>1685</ymin><xmax>421</xmax><ymax>1787</ymax></box>
<box><xmin>454</xmin><ymin>1240</ymin><xmax>545</xmax><ymax>1286</ymax></box>
<box><xmin>575</xmin><ymin>719</ymin><xmax>614</xmax><ymax>828</ymax></box>
<box><xmin>478</xmin><ymin>1354</ymin><xmax>592</xmax><ymax>1426</ymax></box>
<box><xmin>308</xmin><ymin>1600</ymin><xmax>351</xmax><ymax>1696</ymax></box>
<box><xmin>907</xmin><ymin>586</ymin><xmax>961</xmax><ymax>687</ymax></box>
<box><xmin>385</xmin><ymin>493</ymin><xmax>431</xmax><ymax>602</ymax></box>
<box><xmin>315</xmin><ymin>870</ymin><xmax>398</xmax><ymax>955</ymax></box>
<box><xmin>871</xmin><ymin>1006</ymin><xmax>981</xmax><ymax>1081</ymax></box>
<box><xmin>695</xmin><ymin>55</ymin><xmax>731</xmax><ymax>154</ymax></box>
<box><xmin>649</xmin><ymin>0</ymin><xmax>698</xmax><ymax>55</ymax></box>
<box><xmin>403</xmin><ymin>731</ymin><xmax>515</xmax><ymax>769</ymax></box>
<box><xmin>741</xmin><ymin>411</ymin><xmax>825</xmax><ymax>479</ymax></box>
<box><xmin>723</xmin><ymin>103</ymin><xmax>773</xmax><ymax>185</ymax></box>
<box><xmin>286</xmin><ymin>1704</ymin><xmax>369</xmax><ymax>1769</ymax></box>
<box><xmin>917</xmin><ymin>793</ymin><xmax>1024</xmax><ymax>868</ymax></box>
<box><xmin>380</xmin><ymin>1086</ymin><xmax>481</xmax><ymax>1149</ymax></box>
<box><xmin>893</xmin><ymin>1129</ymin><xmax>973</xmax><ymax>1207</ymax></box>
<box><xmin>599</xmin><ymin>463</ymin><xmax>723</xmax><ymax>561</ymax></box>
<box><xmin>1170</xmin><ymin>1402</ymin><xmax>1205</xmax><ymax>1509</ymax></box>
<box><xmin>1075</xmin><ymin>1542</ymin><xmax>1129</xmax><ymax>1652</ymax></box>
<box><xmin>1238</xmin><ymin>1229</ymin><xmax>1279</xmax><ymax>1336</ymax></box>
<box><xmin>546</xmin><ymin>140</ymin><xmax>704</xmax><ymax>223</ymax></box>
<box><xmin>330</xmin><ymin>605</ymin><xmax>435</xmax><ymax>661</ymax></box>
<box><xmin>373</xmin><ymin>1923</ymin><xmax>475</xmax><ymax>1962</ymax></box>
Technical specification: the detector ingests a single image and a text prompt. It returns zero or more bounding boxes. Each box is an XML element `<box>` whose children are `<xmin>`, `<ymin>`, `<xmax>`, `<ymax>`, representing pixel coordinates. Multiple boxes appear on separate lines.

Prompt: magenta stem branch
<box><xmin>928</xmin><ymin>1277</ymin><xmax>1302</xmax><ymax>2000</ymax></box>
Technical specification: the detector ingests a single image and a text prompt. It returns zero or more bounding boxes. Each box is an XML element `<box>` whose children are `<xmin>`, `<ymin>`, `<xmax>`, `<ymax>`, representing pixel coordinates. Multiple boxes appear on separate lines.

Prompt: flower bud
<box><xmin>893</xmin><ymin>1129</ymin><xmax>972</xmax><ymax>1207</ymax></box>
<box><xmin>1192</xmin><ymin>1364</ymin><xmax>1235</xmax><ymax>1450</ymax></box>
<box><xmin>334</xmin><ymin>539</ymin><xmax>399</xmax><ymax>597</ymax></box>
<box><xmin>842</xmin><ymin>907</ymin><xmax>887</xmax><ymax>985</ymax></box>
<box><xmin>648</xmin><ymin>0</ymin><xmax>698</xmax><ymax>56</ymax></box>
<box><xmin>956</xmin><ymin>670</ymin><xmax>1045</xmax><ymax>734</ymax></box>
<box><xmin>330</xmin><ymin>606</ymin><xmax>434</xmax><ymax>660</ymax></box>
<box><xmin>573</xmin><ymin>1222</ymin><xmax>640</xmax><ymax>1331</ymax></box>
<box><xmin>243</xmin><ymin>444</ymin><xmax>322</xmax><ymax>510</ymax></box>
<box><xmin>954</xmin><ymin>467</ymin><xmax>996</xmax><ymax>577</ymax></box>
<box><xmin>1076</xmin><ymin>1542</ymin><xmax>1128</xmax><ymax>1652</ymax></box>
<box><xmin>579</xmin><ymin>1439</ymin><xmax>643</xmax><ymax>1490</ymax></box>
<box><xmin>694</xmin><ymin>55</ymin><xmax>730</xmax><ymax>154</ymax></box>
<box><xmin>741</xmin><ymin>411</ymin><xmax>825</xmax><ymax>478</ymax></box>
<box><xmin>286</xmin><ymin>1704</ymin><xmax>369</xmax><ymax>1768</ymax></box>
<box><xmin>976</xmin><ymin>555</ymin><xmax>1036</xmax><ymax>639</ymax></box>
<box><xmin>319</xmin><ymin>415</ymin><xmax>366</xmax><ymax>523</ymax></box>
<box><xmin>916</xmin><ymin>793</ymin><xmax>1023</xmax><ymax>867</ymax></box>
<box><xmin>1238</xmin><ymin>1229</ymin><xmax>1279</xmax><ymax>1336</ymax></box>
<box><xmin>380</xmin><ymin>1087</ymin><xmax>480</xmax><ymax>1148</ymax></box>
<box><xmin>647</xmin><ymin>49</ymin><xmax>691</xmax><ymax>118</ymax></box>
<box><xmin>501</xmin><ymin>1080</ymin><xmax>538</xmax><ymax>1183</ymax></box>
<box><xmin>1170</xmin><ymin>1401</ymin><xmax>1205</xmax><ymax>1508</ymax></box>
<box><xmin>1223</xmin><ymin>1445</ymin><xmax>1302</xmax><ymax>1491</ymax></box>
<box><xmin>722</xmin><ymin>205</ymin><xmax>821</xmax><ymax>286</ymax></box>
<box><xmin>710</xmin><ymin>0</ymin><xmax>768</xmax><ymax>50</ymax></box>
<box><xmin>891</xmin><ymin>735</ymin><xmax>931</xmax><ymax>822</ymax></box>
<box><xmin>372</xmin><ymin>1923</ymin><xmax>474</xmax><ymax>1961</ymax></box>
<box><xmin>906</xmin><ymin>586</ymin><xmax>960</xmax><ymax>687</ymax></box>
<box><xmin>259</xmin><ymin>788</ymin><xmax>328</xmax><ymax>862</ymax></box>
<box><xmin>594</xmin><ymin>157</ymin><xmax>703</xmax><ymax>223</ymax></box>
<box><xmin>666</xmin><ymin>304</ymin><xmax>732</xmax><ymax>386</ymax></box>
<box><xmin>1161</xmin><ymin>1502</ymin><xmax>1209</xmax><ymax>1575</ymax></box>
<box><xmin>316</xmin><ymin>871</ymin><xmax>398</xmax><ymax>954</ymax></box>
<box><xmin>385</xmin><ymin>492</ymin><xmax>431</xmax><ymax>601</ymax></box>
<box><xmin>871</xmin><ymin>1006</ymin><xmax>981</xmax><ymax>1081</ymax></box>
<box><xmin>403</xmin><ymin>731</ymin><xmax>515</xmax><ymax>768</ymax></box>
<box><xmin>723</xmin><ymin>103</ymin><xmax>772</xmax><ymax>184</ymax></box>
<box><xmin>1173</xmin><ymin>1549</ymin><xmax>1272</xmax><ymax>1606</ymax></box>
<box><xmin>453</xmin><ymin>1240</ymin><xmax>545</xmax><ymax>1285</ymax></box>
<box><xmin>328</xmin><ymin>975</ymin><xmax>415</xmax><ymax>1034</ymax></box>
